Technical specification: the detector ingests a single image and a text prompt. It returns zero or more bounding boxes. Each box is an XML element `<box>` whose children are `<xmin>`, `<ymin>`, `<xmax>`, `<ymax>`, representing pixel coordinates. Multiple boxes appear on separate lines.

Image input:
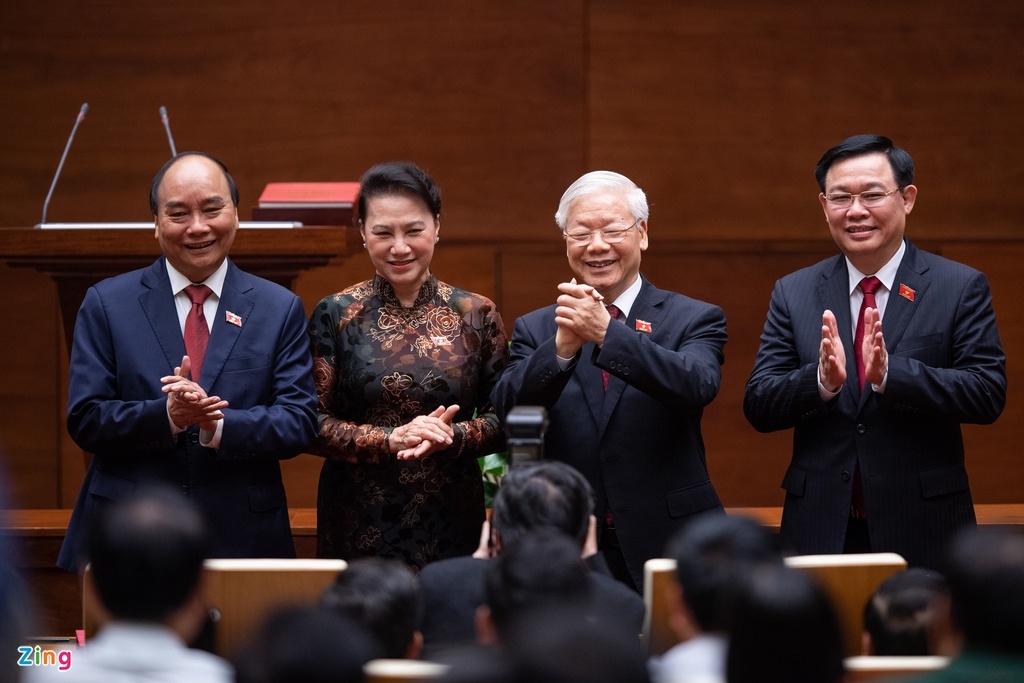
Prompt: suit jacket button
<box><xmin>189</xmin><ymin>432</ymin><xmax>200</xmax><ymax>444</ymax></box>
<box><xmin>856</xmin><ymin>424</ymin><xmax>866</xmax><ymax>435</ymax></box>
<box><xmin>841</xmin><ymin>471</ymin><xmax>851</xmax><ymax>482</ymax></box>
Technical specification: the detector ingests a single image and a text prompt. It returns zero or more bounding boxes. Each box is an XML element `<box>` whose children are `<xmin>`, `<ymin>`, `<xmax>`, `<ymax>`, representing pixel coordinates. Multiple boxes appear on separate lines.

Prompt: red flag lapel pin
<box><xmin>635</xmin><ymin>319</ymin><xmax>653</xmax><ymax>333</ymax></box>
<box><xmin>225</xmin><ymin>311</ymin><xmax>243</xmax><ymax>327</ymax></box>
<box><xmin>898</xmin><ymin>284</ymin><xmax>915</xmax><ymax>302</ymax></box>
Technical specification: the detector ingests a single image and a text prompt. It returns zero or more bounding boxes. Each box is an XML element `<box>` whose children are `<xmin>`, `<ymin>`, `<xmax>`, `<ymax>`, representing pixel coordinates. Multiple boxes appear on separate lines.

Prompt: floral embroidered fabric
<box><xmin>308</xmin><ymin>274</ymin><xmax>508</xmax><ymax>569</ymax></box>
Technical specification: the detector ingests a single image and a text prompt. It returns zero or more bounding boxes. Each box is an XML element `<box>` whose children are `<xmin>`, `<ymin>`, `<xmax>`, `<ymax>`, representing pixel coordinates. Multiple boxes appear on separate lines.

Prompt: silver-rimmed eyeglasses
<box><xmin>823</xmin><ymin>187</ymin><xmax>903</xmax><ymax>209</ymax></box>
<box><xmin>563</xmin><ymin>219</ymin><xmax>638</xmax><ymax>245</ymax></box>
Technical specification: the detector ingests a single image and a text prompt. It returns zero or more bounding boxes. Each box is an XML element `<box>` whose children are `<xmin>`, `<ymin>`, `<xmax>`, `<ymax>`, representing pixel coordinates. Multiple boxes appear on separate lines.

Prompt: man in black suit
<box><xmin>744</xmin><ymin>135</ymin><xmax>1006</xmax><ymax>568</ymax></box>
<box><xmin>492</xmin><ymin>170</ymin><xmax>727</xmax><ymax>589</ymax></box>
<box><xmin>416</xmin><ymin>461</ymin><xmax>643</xmax><ymax>657</ymax></box>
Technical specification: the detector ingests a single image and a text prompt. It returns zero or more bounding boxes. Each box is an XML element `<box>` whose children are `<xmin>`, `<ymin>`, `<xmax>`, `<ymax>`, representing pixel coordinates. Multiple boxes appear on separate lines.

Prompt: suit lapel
<box><xmin>816</xmin><ymin>257</ymin><xmax>863</xmax><ymax>403</ymax></box>
<box><xmin>139</xmin><ymin>258</ymin><xmax>187</xmax><ymax>372</ymax></box>
<box><xmin>881</xmin><ymin>241</ymin><xmax>930</xmax><ymax>353</ymax></box>
<box><xmin>201</xmin><ymin>260</ymin><xmax>254</xmax><ymax>390</ymax></box>
<box><xmin>596</xmin><ymin>279</ymin><xmax>668</xmax><ymax>431</ymax></box>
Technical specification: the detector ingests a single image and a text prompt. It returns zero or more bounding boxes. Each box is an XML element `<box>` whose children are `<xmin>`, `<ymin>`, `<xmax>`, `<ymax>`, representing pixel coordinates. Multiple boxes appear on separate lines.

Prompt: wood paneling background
<box><xmin>1</xmin><ymin>1</ymin><xmax>1021</xmax><ymax>513</ymax></box>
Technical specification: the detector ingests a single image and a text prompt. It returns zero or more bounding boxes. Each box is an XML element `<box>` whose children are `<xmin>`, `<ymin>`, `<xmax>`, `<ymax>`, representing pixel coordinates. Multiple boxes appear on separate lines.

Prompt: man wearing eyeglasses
<box><xmin>744</xmin><ymin>134</ymin><xmax>1006</xmax><ymax>569</ymax></box>
<box><xmin>493</xmin><ymin>170</ymin><xmax>728</xmax><ymax>590</ymax></box>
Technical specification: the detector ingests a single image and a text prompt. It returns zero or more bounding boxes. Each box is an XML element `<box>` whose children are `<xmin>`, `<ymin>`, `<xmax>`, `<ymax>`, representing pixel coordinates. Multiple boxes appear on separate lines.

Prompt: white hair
<box><xmin>554</xmin><ymin>170</ymin><xmax>649</xmax><ymax>230</ymax></box>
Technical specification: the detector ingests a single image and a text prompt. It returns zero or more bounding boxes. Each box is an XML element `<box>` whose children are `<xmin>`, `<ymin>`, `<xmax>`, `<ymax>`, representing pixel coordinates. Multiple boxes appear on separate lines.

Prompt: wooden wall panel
<box><xmin>588</xmin><ymin>0</ymin><xmax>1024</xmax><ymax>240</ymax></box>
<box><xmin>1</xmin><ymin>1</ymin><xmax>1023</xmax><ymax>513</ymax></box>
<box><xmin>0</xmin><ymin>1</ymin><xmax>585</xmax><ymax>236</ymax></box>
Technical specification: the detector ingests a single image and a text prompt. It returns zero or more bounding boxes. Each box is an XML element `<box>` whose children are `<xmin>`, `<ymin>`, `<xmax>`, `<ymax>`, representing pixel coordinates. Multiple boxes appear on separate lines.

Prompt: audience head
<box><xmin>489</xmin><ymin>461</ymin><xmax>592</xmax><ymax>550</ymax></box>
<box><xmin>501</xmin><ymin>608</ymin><xmax>651</xmax><ymax>683</ymax></box>
<box><xmin>726</xmin><ymin>563</ymin><xmax>844</xmax><ymax>683</ymax></box>
<box><xmin>320</xmin><ymin>557</ymin><xmax>423</xmax><ymax>659</ymax></box>
<box><xmin>941</xmin><ymin>527</ymin><xmax>1024</xmax><ymax>655</ymax></box>
<box><xmin>668</xmin><ymin>513</ymin><xmax>782</xmax><ymax>635</ymax></box>
<box><xmin>480</xmin><ymin>529</ymin><xmax>590</xmax><ymax>644</ymax></box>
<box><xmin>862</xmin><ymin>567</ymin><xmax>948</xmax><ymax>656</ymax></box>
<box><xmin>233</xmin><ymin>605</ymin><xmax>380</xmax><ymax>683</ymax></box>
<box><xmin>86</xmin><ymin>484</ymin><xmax>211</xmax><ymax>626</ymax></box>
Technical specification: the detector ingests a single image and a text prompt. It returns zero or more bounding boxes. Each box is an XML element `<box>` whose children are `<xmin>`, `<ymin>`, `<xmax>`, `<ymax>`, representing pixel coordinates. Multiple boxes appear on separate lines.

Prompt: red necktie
<box><xmin>855</xmin><ymin>276</ymin><xmax>882</xmax><ymax>390</ymax></box>
<box><xmin>602</xmin><ymin>304</ymin><xmax>620</xmax><ymax>391</ymax></box>
<box><xmin>184</xmin><ymin>284</ymin><xmax>213</xmax><ymax>382</ymax></box>
<box><xmin>851</xmin><ymin>276</ymin><xmax>881</xmax><ymax>518</ymax></box>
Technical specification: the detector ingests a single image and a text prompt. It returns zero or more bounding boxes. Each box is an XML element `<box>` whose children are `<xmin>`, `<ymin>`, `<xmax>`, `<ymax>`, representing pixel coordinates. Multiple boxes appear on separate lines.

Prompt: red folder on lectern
<box><xmin>252</xmin><ymin>182</ymin><xmax>360</xmax><ymax>225</ymax></box>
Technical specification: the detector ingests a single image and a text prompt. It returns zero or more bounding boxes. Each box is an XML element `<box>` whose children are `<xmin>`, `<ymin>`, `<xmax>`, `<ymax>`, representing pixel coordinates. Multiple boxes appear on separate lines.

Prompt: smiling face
<box><xmin>564</xmin><ymin>190</ymin><xmax>648</xmax><ymax>302</ymax></box>
<box><xmin>819</xmin><ymin>152</ymin><xmax>917</xmax><ymax>274</ymax></box>
<box><xmin>153</xmin><ymin>155</ymin><xmax>238</xmax><ymax>282</ymax></box>
<box><xmin>359</xmin><ymin>192</ymin><xmax>439</xmax><ymax>306</ymax></box>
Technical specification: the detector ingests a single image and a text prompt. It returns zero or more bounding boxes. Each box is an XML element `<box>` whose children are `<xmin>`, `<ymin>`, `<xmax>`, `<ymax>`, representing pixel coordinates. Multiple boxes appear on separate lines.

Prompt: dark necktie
<box><xmin>852</xmin><ymin>276</ymin><xmax>881</xmax><ymax>518</ymax></box>
<box><xmin>602</xmin><ymin>304</ymin><xmax>620</xmax><ymax>391</ymax></box>
<box><xmin>184</xmin><ymin>284</ymin><xmax>213</xmax><ymax>382</ymax></box>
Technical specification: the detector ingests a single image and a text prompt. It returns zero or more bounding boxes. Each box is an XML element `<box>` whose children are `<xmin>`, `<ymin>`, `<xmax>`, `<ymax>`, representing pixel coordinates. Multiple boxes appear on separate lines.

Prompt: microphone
<box><xmin>159</xmin><ymin>106</ymin><xmax>177</xmax><ymax>157</ymax></box>
<box><xmin>39</xmin><ymin>103</ymin><xmax>88</xmax><ymax>226</ymax></box>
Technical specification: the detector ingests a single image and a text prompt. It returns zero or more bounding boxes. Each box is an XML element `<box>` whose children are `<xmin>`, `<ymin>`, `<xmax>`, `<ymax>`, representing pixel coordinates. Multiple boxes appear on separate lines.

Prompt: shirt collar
<box><xmin>166</xmin><ymin>258</ymin><xmax>228</xmax><ymax>298</ymax></box>
<box><xmin>609</xmin><ymin>273</ymin><xmax>643</xmax><ymax>318</ymax></box>
<box><xmin>846</xmin><ymin>239</ymin><xmax>905</xmax><ymax>295</ymax></box>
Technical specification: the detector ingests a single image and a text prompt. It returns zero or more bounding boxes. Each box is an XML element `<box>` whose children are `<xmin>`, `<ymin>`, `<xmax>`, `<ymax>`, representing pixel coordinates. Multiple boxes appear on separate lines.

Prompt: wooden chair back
<box><xmin>84</xmin><ymin>558</ymin><xmax>346</xmax><ymax>656</ymax></box>
<box><xmin>642</xmin><ymin>552</ymin><xmax>908</xmax><ymax>658</ymax></box>
<box><xmin>785</xmin><ymin>552</ymin><xmax>907</xmax><ymax>657</ymax></box>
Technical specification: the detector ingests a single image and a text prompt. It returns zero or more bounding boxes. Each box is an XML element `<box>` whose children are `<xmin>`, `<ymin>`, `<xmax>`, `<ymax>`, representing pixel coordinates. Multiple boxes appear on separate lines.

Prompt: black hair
<box><xmin>490</xmin><ymin>461</ymin><xmax>592</xmax><ymax>548</ymax></box>
<box><xmin>232</xmin><ymin>605</ymin><xmax>381</xmax><ymax>683</ymax></box>
<box><xmin>863</xmin><ymin>568</ymin><xmax>948</xmax><ymax>656</ymax></box>
<box><xmin>727</xmin><ymin>564</ymin><xmax>845</xmax><ymax>683</ymax></box>
<box><xmin>356</xmin><ymin>161</ymin><xmax>442</xmax><ymax>225</ymax></box>
<box><xmin>668</xmin><ymin>513</ymin><xmax>782</xmax><ymax>633</ymax></box>
<box><xmin>85</xmin><ymin>484</ymin><xmax>210</xmax><ymax>622</ymax></box>
<box><xmin>320</xmin><ymin>556</ymin><xmax>422</xmax><ymax>659</ymax></box>
<box><xmin>814</xmin><ymin>134</ymin><xmax>915</xmax><ymax>192</ymax></box>
<box><xmin>942</xmin><ymin>527</ymin><xmax>1024</xmax><ymax>655</ymax></box>
<box><xmin>149</xmin><ymin>151</ymin><xmax>239</xmax><ymax>215</ymax></box>
<box><xmin>484</xmin><ymin>529</ymin><xmax>590</xmax><ymax>641</ymax></box>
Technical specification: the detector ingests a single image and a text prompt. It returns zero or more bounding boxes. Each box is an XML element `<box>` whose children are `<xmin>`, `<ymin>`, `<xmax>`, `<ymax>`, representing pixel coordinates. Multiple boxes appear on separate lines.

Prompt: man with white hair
<box><xmin>493</xmin><ymin>171</ymin><xmax>728</xmax><ymax>590</ymax></box>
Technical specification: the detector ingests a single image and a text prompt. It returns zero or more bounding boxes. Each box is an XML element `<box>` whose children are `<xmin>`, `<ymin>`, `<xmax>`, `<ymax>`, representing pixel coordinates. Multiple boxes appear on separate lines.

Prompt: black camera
<box><xmin>505</xmin><ymin>406</ymin><xmax>549</xmax><ymax>466</ymax></box>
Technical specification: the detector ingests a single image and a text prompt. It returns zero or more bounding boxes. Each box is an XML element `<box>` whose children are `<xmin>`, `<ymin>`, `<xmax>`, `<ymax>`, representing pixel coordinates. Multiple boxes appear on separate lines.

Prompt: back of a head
<box><xmin>320</xmin><ymin>556</ymin><xmax>422</xmax><ymax>659</ymax></box>
<box><xmin>86</xmin><ymin>484</ymin><xmax>210</xmax><ymax>622</ymax></box>
<box><xmin>943</xmin><ymin>527</ymin><xmax>1024</xmax><ymax>655</ymax></box>
<box><xmin>503</xmin><ymin>608</ymin><xmax>651</xmax><ymax>683</ymax></box>
<box><xmin>727</xmin><ymin>563</ymin><xmax>844</xmax><ymax>683</ymax></box>
<box><xmin>863</xmin><ymin>568</ymin><xmax>948</xmax><ymax>656</ymax></box>
<box><xmin>490</xmin><ymin>461</ymin><xmax>592</xmax><ymax>548</ymax></box>
<box><xmin>484</xmin><ymin>529</ymin><xmax>590</xmax><ymax>641</ymax></box>
<box><xmin>668</xmin><ymin>513</ymin><xmax>782</xmax><ymax>633</ymax></box>
<box><xmin>233</xmin><ymin>605</ymin><xmax>381</xmax><ymax>683</ymax></box>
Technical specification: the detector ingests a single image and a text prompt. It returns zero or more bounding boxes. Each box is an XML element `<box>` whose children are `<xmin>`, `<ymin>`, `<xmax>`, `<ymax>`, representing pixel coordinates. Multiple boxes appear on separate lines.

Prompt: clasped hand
<box><xmin>389</xmin><ymin>404</ymin><xmax>460</xmax><ymax>460</ymax></box>
<box><xmin>161</xmin><ymin>355</ymin><xmax>228</xmax><ymax>431</ymax></box>
<box><xmin>554</xmin><ymin>278</ymin><xmax>609</xmax><ymax>357</ymax></box>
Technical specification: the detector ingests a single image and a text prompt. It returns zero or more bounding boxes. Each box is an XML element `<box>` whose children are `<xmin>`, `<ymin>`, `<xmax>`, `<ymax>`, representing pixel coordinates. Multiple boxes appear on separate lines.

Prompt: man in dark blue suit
<box><xmin>492</xmin><ymin>171</ymin><xmax>727</xmax><ymax>590</ymax></box>
<box><xmin>744</xmin><ymin>135</ymin><xmax>1006</xmax><ymax>569</ymax></box>
<box><xmin>57</xmin><ymin>152</ymin><xmax>318</xmax><ymax>572</ymax></box>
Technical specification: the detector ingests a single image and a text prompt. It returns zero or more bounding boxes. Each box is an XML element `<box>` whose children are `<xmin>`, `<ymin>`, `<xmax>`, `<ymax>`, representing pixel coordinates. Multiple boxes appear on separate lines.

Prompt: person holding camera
<box><xmin>492</xmin><ymin>170</ymin><xmax>727</xmax><ymax>590</ymax></box>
